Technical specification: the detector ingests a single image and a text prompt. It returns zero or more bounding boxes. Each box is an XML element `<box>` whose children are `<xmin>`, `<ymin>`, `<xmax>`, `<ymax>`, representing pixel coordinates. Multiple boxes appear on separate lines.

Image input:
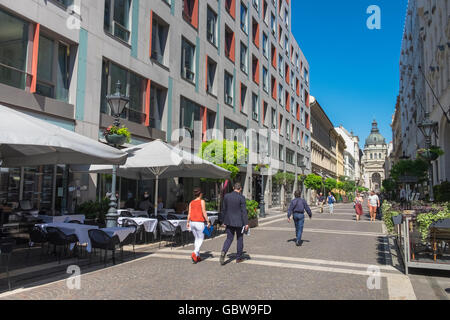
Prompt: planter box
<box><xmin>105</xmin><ymin>134</ymin><xmax>127</xmax><ymax>146</ymax></box>
<box><xmin>248</xmin><ymin>218</ymin><xmax>259</xmax><ymax>228</ymax></box>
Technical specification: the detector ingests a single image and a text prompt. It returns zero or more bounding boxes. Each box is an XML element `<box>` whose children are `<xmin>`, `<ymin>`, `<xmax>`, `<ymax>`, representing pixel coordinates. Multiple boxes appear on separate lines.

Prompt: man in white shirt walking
<box><xmin>367</xmin><ymin>191</ymin><xmax>380</xmax><ymax>222</ymax></box>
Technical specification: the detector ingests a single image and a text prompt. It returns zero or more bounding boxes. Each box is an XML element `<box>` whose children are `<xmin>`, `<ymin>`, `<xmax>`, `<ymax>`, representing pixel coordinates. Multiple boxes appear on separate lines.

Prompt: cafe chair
<box><xmin>121</xmin><ymin>219</ymin><xmax>142</xmax><ymax>252</ymax></box>
<box><xmin>67</xmin><ymin>220</ymin><xmax>82</xmax><ymax>224</ymax></box>
<box><xmin>46</xmin><ymin>227</ymin><xmax>79</xmax><ymax>264</ymax></box>
<box><xmin>27</xmin><ymin>227</ymin><xmax>48</xmax><ymax>262</ymax></box>
<box><xmin>120</xmin><ymin>211</ymin><xmax>133</xmax><ymax>218</ymax></box>
<box><xmin>158</xmin><ymin>220</ymin><xmax>181</xmax><ymax>249</ymax></box>
<box><xmin>156</xmin><ymin>214</ymin><xmax>167</xmax><ymax>221</ymax></box>
<box><xmin>167</xmin><ymin>213</ymin><xmax>180</xmax><ymax>220</ymax></box>
<box><xmin>88</xmin><ymin>229</ymin><xmax>120</xmax><ymax>266</ymax></box>
<box><xmin>0</xmin><ymin>238</ymin><xmax>16</xmax><ymax>291</ymax></box>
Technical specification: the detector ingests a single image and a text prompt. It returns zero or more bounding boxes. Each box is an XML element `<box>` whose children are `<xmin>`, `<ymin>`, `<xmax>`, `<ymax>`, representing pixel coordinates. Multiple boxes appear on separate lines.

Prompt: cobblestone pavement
<box><xmin>0</xmin><ymin>203</ymin><xmax>424</xmax><ymax>300</ymax></box>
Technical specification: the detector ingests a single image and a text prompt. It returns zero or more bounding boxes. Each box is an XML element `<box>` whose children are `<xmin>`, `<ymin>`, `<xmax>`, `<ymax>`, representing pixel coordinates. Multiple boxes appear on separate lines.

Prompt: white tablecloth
<box><xmin>101</xmin><ymin>227</ymin><xmax>135</xmax><ymax>243</ymax></box>
<box><xmin>167</xmin><ymin>220</ymin><xmax>188</xmax><ymax>232</ymax></box>
<box><xmin>36</xmin><ymin>222</ymin><xmax>98</xmax><ymax>252</ymax></box>
<box><xmin>38</xmin><ymin>214</ymin><xmax>86</xmax><ymax>224</ymax></box>
<box><xmin>117</xmin><ymin>217</ymin><xmax>158</xmax><ymax>233</ymax></box>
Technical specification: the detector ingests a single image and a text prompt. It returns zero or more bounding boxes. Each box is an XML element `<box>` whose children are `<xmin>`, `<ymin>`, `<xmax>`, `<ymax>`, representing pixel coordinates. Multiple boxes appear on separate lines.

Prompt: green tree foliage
<box><xmin>390</xmin><ymin>159</ymin><xmax>429</xmax><ymax>183</ymax></box>
<box><xmin>198</xmin><ymin>140</ymin><xmax>249</xmax><ymax>180</ymax></box>
<box><xmin>382</xmin><ymin>178</ymin><xmax>397</xmax><ymax>193</ymax></box>
<box><xmin>303</xmin><ymin>174</ymin><xmax>323</xmax><ymax>191</ymax></box>
<box><xmin>336</xmin><ymin>181</ymin><xmax>345</xmax><ymax>191</ymax></box>
<box><xmin>342</xmin><ymin>180</ymin><xmax>356</xmax><ymax>194</ymax></box>
<box><xmin>324</xmin><ymin>178</ymin><xmax>337</xmax><ymax>192</ymax></box>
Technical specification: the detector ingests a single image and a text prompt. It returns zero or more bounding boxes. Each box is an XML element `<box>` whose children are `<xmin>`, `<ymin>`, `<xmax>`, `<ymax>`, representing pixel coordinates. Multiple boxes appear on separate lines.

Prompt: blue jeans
<box><xmin>293</xmin><ymin>213</ymin><xmax>305</xmax><ymax>243</ymax></box>
<box><xmin>328</xmin><ymin>203</ymin><xmax>334</xmax><ymax>214</ymax></box>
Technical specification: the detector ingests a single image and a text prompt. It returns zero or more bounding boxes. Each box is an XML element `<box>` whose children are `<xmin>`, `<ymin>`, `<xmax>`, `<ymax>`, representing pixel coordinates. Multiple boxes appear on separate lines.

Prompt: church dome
<box><xmin>365</xmin><ymin>120</ymin><xmax>386</xmax><ymax>147</ymax></box>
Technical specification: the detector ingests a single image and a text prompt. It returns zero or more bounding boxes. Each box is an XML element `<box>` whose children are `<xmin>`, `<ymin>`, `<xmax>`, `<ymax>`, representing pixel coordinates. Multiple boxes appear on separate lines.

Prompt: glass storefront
<box><xmin>0</xmin><ymin>166</ymin><xmax>66</xmax><ymax>212</ymax></box>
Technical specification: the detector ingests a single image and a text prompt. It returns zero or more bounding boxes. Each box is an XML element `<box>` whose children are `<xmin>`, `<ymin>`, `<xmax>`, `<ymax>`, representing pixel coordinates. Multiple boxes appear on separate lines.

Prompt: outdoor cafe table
<box><xmin>38</xmin><ymin>214</ymin><xmax>86</xmax><ymax>224</ymax></box>
<box><xmin>101</xmin><ymin>227</ymin><xmax>136</xmax><ymax>243</ymax></box>
<box><xmin>35</xmin><ymin>222</ymin><xmax>98</xmax><ymax>252</ymax></box>
<box><xmin>117</xmin><ymin>217</ymin><xmax>158</xmax><ymax>234</ymax></box>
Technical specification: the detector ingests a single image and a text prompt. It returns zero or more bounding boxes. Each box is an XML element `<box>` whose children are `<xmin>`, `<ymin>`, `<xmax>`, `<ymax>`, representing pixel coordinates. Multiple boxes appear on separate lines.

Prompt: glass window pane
<box><xmin>55</xmin><ymin>43</ymin><xmax>69</xmax><ymax>102</ymax></box>
<box><xmin>37</xmin><ymin>35</ymin><xmax>54</xmax><ymax>83</ymax></box>
<box><xmin>0</xmin><ymin>9</ymin><xmax>29</xmax><ymax>89</ymax></box>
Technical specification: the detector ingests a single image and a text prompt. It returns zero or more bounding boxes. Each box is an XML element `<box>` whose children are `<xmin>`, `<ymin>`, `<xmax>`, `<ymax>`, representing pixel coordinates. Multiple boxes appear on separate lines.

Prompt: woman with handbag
<box><xmin>354</xmin><ymin>193</ymin><xmax>364</xmax><ymax>221</ymax></box>
<box><xmin>186</xmin><ymin>188</ymin><xmax>211</xmax><ymax>264</ymax></box>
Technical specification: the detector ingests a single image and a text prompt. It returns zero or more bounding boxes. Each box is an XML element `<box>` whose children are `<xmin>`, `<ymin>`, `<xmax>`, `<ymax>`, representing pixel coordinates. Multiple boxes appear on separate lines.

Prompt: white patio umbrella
<box><xmin>0</xmin><ymin>104</ymin><xmax>127</xmax><ymax>166</ymax></box>
<box><xmin>88</xmin><ymin>139</ymin><xmax>230</xmax><ymax>215</ymax></box>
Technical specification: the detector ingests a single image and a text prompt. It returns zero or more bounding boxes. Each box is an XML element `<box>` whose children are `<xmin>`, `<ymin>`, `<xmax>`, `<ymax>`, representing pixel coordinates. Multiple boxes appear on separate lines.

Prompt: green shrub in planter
<box><xmin>205</xmin><ymin>201</ymin><xmax>218</xmax><ymax>211</ymax></box>
<box><xmin>246</xmin><ymin>200</ymin><xmax>259</xmax><ymax>220</ymax></box>
<box><xmin>416</xmin><ymin>209</ymin><xmax>450</xmax><ymax>242</ymax></box>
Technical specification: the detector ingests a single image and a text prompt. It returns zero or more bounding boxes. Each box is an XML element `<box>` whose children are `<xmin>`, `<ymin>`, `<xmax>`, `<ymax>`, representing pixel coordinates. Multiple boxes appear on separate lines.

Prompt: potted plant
<box><xmin>417</xmin><ymin>145</ymin><xmax>444</xmax><ymax>162</ymax></box>
<box><xmin>103</xmin><ymin>125</ymin><xmax>131</xmax><ymax>146</ymax></box>
<box><xmin>246</xmin><ymin>199</ymin><xmax>259</xmax><ymax>228</ymax></box>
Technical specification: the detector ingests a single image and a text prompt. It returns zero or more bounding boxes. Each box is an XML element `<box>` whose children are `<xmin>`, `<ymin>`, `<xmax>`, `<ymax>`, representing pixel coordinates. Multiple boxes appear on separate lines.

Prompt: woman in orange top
<box><xmin>186</xmin><ymin>188</ymin><xmax>211</xmax><ymax>263</ymax></box>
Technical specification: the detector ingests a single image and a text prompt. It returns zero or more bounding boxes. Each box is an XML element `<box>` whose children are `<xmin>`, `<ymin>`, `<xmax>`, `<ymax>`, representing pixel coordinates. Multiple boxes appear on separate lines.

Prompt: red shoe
<box><xmin>191</xmin><ymin>252</ymin><xmax>198</xmax><ymax>264</ymax></box>
<box><xmin>197</xmin><ymin>255</ymin><xmax>202</xmax><ymax>262</ymax></box>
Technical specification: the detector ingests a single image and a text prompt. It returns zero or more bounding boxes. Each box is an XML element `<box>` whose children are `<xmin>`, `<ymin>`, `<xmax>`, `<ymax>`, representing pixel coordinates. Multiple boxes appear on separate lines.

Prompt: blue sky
<box><xmin>291</xmin><ymin>0</ymin><xmax>408</xmax><ymax>148</ymax></box>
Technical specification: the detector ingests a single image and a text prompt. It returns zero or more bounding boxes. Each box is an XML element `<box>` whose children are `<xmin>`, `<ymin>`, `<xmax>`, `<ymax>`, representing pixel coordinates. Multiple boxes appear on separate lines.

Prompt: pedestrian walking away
<box><xmin>353</xmin><ymin>192</ymin><xmax>364</xmax><ymax>221</ymax></box>
<box><xmin>287</xmin><ymin>190</ymin><xmax>312</xmax><ymax>246</ymax></box>
<box><xmin>219</xmin><ymin>183</ymin><xmax>248</xmax><ymax>265</ymax></box>
<box><xmin>367</xmin><ymin>191</ymin><xmax>380</xmax><ymax>222</ymax></box>
<box><xmin>186</xmin><ymin>188</ymin><xmax>211</xmax><ymax>264</ymax></box>
<box><xmin>327</xmin><ymin>192</ymin><xmax>336</xmax><ymax>214</ymax></box>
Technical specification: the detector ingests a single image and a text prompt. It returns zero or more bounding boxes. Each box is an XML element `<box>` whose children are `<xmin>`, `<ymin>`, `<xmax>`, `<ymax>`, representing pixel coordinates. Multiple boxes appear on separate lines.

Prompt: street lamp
<box><xmin>299</xmin><ymin>160</ymin><xmax>307</xmax><ymax>199</ymax></box>
<box><xmin>417</xmin><ymin>112</ymin><xmax>438</xmax><ymax>202</ymax></box>
<box><xmin>105</xmin><ymin>81</ymin><xmax>130</xmax><ymax>228</ymax></box>
<box><xmin>258</xmin><ymin>152</ymin><xmax>270</xmax><ymax>218</ymax></box>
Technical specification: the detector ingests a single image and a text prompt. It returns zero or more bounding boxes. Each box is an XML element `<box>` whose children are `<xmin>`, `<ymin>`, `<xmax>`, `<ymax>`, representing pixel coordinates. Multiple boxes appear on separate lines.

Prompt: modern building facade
<box><xmin>396</xmin><ymin>0</ymin><xmax>450</xmax><ymax>185</ymax></box>
<box><xmin>0</xmin><ymin>0</ymin><xmax>311</xmax><ymax>212</ymax></box>
<box><xmin>362</xmin><ymin>120</ymin><xmax>388</xmax><ymax>192</ymax></box>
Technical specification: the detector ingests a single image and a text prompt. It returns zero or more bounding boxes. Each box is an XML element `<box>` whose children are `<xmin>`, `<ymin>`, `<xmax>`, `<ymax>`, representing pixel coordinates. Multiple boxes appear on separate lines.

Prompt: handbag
<box><xmin>203</xmin><ymin>225</ymin><xmax>214</xmax><ymax>237</ymax></box>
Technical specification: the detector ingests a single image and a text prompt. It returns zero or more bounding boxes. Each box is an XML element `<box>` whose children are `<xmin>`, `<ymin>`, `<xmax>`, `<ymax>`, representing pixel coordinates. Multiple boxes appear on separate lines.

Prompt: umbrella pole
<box><xmin>154</xmin><ymin>175</ymin><xmax>159</xmax><ymax>216</ymax></box>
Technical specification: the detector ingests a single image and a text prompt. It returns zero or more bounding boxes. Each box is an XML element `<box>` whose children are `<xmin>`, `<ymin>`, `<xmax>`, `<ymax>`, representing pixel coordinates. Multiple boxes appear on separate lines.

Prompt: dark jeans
<box><xmin>222</xmin><ymin>226</ymin><xmax>244</xmax><ymax>260</ymax></box>
<box><xmin>293</xmin><ymin>213</ymin><xmax>305</xmax><ymax>243</ymax></box>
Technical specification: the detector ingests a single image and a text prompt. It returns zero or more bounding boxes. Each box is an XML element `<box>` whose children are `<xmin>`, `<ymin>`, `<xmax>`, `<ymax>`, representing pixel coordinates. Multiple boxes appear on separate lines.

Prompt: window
<box><xmin>284</xmin><ymin>35</ymin><xmax>289</xmax><ymax>55</ymax></box>
<box><xmin>100</xmin><ymin>59</ymin><xmax>147</xmax><ymax>125</ymax></box>
<box><xmin>225</xmin><ymin>26</ymin><xmax>235</xmax><ymax>62</ymax></box>
<box><xmin>224</xmin><ymin>71</ymin><xmax>234</xmax><ymax>106</ymax></box>
<box><xmin>36</xmin><ymin>35</ymin><xmax>71</xmax><ymax>102</ymax></box>
<box><xmin>271</xmin><ymin>43</ymin><xmax>277</xmax><ymax>68</ymax></box>
<box><xmin>206</xmin><ymin>6</ymin><xmax>218</xmax><ymax>47</ymax></box>
<box><xmin>278</xmin><ymin>84</ymin><xmax>283</xmax><ymax>106</ymax></box>
<box><xmin>207</xmin><ymin>58</ymin><xmax>217</xmax><ymax>95</ymax></box>
<box><xmin>271</xmin><ymin>75</ymin><xmax>276</xmax><ymax>100</ymax></box>
<box><xmin>0</xmin><ymin>9</ymin><xmax>29</xmax><ymax>90</ymax></box>
<box><xmin>262</xmin><ymin>32</ymin><xmax>268</xmax><ymax>58</ymax></box>
<box><xmin>225</xmin><ymin>0</ymin><xmax>236</xmax><ymax>19</ymax></box>
<box><xmin>279</xmin><ymin>114</ymin><xmax>283</xmax><ymax>135</ymax></box>
<box><xmin>180</xmin><ymin>96</ymin><xmax>202</xmax><ymax>143</ymax></box>
<box><xmin>240</xmin><ymin>42</ymin><xmax>248</xmax><ymax>74</ymax></box>
<box><xmin>151</xmin><ymin>14</ymin><xmax>169</xmax><ymax>65</ymax></box>
<box><xmin>263</xmin><ymin>1</ymin><xmax>268</xmax><ymax>24</ymax></box>
<box><xmin>271</xmin><ymin>108</ymin><xmax>277</xmax><ymax>129</ymax></box>
<box><xmin>262</xmin><ymin>67</ymin><xmax>268</xmax><ymax>92</ymax></box>
<box><xmin>240</xmin><ymin>2</ymin><xmax>248</xmax><ymax>33</ymax></box>
<box><xmin>286</xmin><ymin>119</ymin><xmax>290</xmax><ymax>139</ymax></box>
<box><xmin>252</xmin><ymin>93</ymin><xmax>259</xmax><ymax>121</ymax></box>
<box><xmin>54</xmin><ymin>0</ymin><xmax>74</xmax><ymax>7</ymax></box>
<box><xmin>284</xmin><ymin>8</ymin><xmax>289</xmax><ymax>26</ymax></box>
<box><xmin>181</xmin><ymin>38</ymin><xmax>195</xmax><ymax>83</ymax></box>
<box><xmin>240</xmin><ymin>83</ymin><xmax>247</xmax><ymax>113</ymax></box>
<box><xmin>252</xmin><ymin>18</ymin><xmax>259</xmax><ymax>48</ymax></box>
<box><xmin>279</xmin><ymin>144</ymin><xmax>284</xmax><ymax>161</ymax></box>
<box><xmin>252</xmin><ymin>55</ymin><xmax>259</xmax><ymax>84</ymax></box>
<box><xmin>370</xmin><ymin>153</ymin><xmax>373</xmax><ymax>160</ymax></box>
<box><xmin>104</xmin><ymin>0</ymin><xmax>132</xmax><ymax>43</ymax></box>
<box><xmin>252</xmin><ymin>0</ymin><xmax>259</xmax><ymax>11</ymax></box>
<box><xmin>304</xmin><ymin>67</ymin><xmax>309</xmax><ymax>83</ymax></box>
<box><xmin>263</xmin><ymin>101</ymin><xmax>268</xmax><ymax>126</ymax></box>
<box><xmin>304</xmin><ymin>135</ymin><xmax>310</xmax><ymax>149</ymax></box>
<box><xmin>278</xmin><ymin>54</ymin><xmax>283</xmax><ymax>76</ymax></box>
<box><xmin>182</xmin><ymin>0</ymin><xmax>199</xmax><ymax>28</ymax></box>
<box><xmin>149</xmin><ymin>82</ymin><xmax>167</xmax><ymax>130</ymax></box>
<box><xmin>286</xmin><ymin>149</ymin><xmax>294</xmax><ymax>165</ymax></box>
<box><xmin>270</xmin><ymin>12</ymin><xmax>276</xmax><ymax>35</ymax></box>
<box><xmin>296</xmin><ymin>128</ymin><xmax>301</xmax><ymax>146</ymax></box>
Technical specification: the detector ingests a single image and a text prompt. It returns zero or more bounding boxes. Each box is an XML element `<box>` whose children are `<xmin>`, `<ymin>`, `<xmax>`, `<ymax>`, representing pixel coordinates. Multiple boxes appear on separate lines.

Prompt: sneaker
<box><xmin>296</xmin><ymin>240</ymin><xmax>303</xmax><ymax>246</ymax></box>
<box><xmin>197</xmin><ymin>255</ymin><xmax>202</xmax><ymax>262</ymax></box>
<box><xmin>191</xmin><ymin>252</ymin><xmax>198</xmax><ymax>264</ymax></box>
<box><xmin>220</xmin><ymin>252</ymin><xmax>226</xmax><ymax>266</ymax></box>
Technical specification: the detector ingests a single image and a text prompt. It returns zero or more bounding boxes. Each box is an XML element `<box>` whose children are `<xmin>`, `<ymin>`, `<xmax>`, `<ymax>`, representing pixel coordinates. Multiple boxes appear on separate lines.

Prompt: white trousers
<box><xmin>190</xmin><ymin>221</ymin><xmax>205</xmax><ymax>256</ymax></box>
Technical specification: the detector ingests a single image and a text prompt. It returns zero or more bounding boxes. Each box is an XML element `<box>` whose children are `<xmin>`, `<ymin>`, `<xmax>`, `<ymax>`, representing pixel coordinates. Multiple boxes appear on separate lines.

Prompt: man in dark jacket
<box><xmin>220</xmin><ymin>183</ymin><xmax>248</xmax><ymax>265</ymax></box>
<box><xmin>287</xmin><ymin>190</ymin><xmax>312</xmax><ymax>246</ymax></box>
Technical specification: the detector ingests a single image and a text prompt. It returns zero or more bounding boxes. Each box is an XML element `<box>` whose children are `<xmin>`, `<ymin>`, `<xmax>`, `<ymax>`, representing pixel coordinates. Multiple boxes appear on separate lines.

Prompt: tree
<box><xmin>199</xmin><ymin>139</ymin><xmax>249</xmax><ymax>180</ymax></box>
<box><xmin>382</xmin><ymin>178</ymin><xmax>396</xmax><ymax>193</ymax></box>
<box><xmin>324</xmin><ymin>178</ymin><xmax>337</xmax><ymax>192</ymax></box>
<box><xmin>390</xmin><ymin>159</ymin><xmax>428</xmax><ymax>184</ymax></box>
<box><xmin>304</xmin><ymin>174</ymin><xmax>323</xmax><ymax>192</ymax></box>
